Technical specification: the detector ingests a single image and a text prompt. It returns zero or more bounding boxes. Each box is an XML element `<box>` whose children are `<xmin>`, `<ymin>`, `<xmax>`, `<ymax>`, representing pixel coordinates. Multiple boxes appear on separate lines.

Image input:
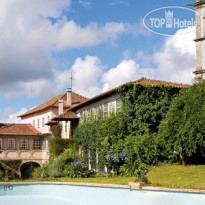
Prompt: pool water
<box><xmin>0</xmin><ymin>184</ymin><xmax>204</xmax><ymax>205</ymax></box>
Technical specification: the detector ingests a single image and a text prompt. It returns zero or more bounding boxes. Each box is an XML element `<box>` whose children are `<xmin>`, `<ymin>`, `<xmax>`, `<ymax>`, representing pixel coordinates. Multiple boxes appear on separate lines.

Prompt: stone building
<box><xmin>190</xmin><ymin>0</ymin><xmax>205</xmax><ymax>80</ymax></box>
<box><xmin>0</xmin><ymin>123</ymin><xmax>49</xmax><ymax>177</ymax></box>
<box><xmin>20</xmin><ymin>89</ymin><xmax>88</xmax><ymax>138</ymax></box>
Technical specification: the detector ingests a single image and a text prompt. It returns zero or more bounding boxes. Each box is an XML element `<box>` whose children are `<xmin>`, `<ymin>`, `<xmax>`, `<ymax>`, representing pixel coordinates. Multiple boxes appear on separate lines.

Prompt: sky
<box><xmin>0</xmin><ymin>0</ymin><xmax>197</xmax><ymax>122</ymax></box>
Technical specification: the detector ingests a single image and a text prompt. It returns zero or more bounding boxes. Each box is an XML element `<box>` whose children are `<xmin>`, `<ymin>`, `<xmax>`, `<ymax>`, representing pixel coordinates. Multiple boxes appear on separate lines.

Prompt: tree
<box><xmin>159</xmin><ymin>81</ymin><xmax>205</xmax><ymax>165</ymax></box>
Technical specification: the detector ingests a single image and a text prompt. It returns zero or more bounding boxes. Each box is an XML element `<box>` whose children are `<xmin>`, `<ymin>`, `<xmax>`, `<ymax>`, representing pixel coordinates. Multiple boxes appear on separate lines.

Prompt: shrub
<box><xmin>136</xmin><ymin>163</ymin><xmax>149</xmax><ymax>184</ymax></box>
<box><xmin>119</xmin><ymin>161</ymin><xmax>139</xmax><ymax>176</ymax></box>
<box><xmin>63</xmin><ymin>162</ymin><xmax>89</xmax><ymax>178</ymax></box>
<box><xmin>34</xmin><ymin>148</ymin><xmax>81</xmax><ymax>179</ymax></box>
<box><xmin>50</xmin><ymin>138</ymin><xmax>78</xmax><ymax>158</ymax></box>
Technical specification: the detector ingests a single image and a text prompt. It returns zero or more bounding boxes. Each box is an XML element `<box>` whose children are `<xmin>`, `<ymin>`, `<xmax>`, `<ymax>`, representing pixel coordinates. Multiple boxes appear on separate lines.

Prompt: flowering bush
<box><xmin>63</xmin><ymin>161</ymin><xmax>89</xmax><ymax>178</ymax></box>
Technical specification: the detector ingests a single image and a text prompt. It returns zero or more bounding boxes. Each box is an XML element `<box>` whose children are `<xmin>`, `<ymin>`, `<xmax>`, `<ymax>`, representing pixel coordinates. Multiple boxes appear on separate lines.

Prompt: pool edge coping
<box><xmin>0</xmin><ymin>181</ymin><xmax>205</xmax><ymax>194</ymax></box>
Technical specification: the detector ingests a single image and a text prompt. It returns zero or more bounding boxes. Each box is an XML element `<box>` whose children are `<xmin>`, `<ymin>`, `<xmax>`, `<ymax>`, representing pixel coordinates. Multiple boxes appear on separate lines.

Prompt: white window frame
<box><xmin>20</xmin><ymin>138</ymin><xmax>29</xmax><ymax>150</ymax></box>
<box><xmin>79</xmin><ymin>112</ymin><xmax>83</xmax><ymax>122</ymax></box>
<box><xmin>87</xmin><ymin>109</ymin><xmax>91</xmax><ymax>121</ymax></box>
<box><xmin>65</xmin><ymin>122</ymin><xmax>67</xmax><ymax>133</ymax></box>
<box><xmin>116</xmin><ymin>98</ymin><xmax>121</xmax><ymax>112</ymax></box>
<box><xmin>71</xmin><ymin>123</ymin><xmax>74</xmax><ymax>138</ymax></box>
<box><xmin>33</xmin><ymin>139</ymin><xmax>41</xmax><ymax>150</ymax></box>
<box><xmin>94</xmin><ymin>107</ymin><xmax>98</xmax><ymax>120</ymax></box>
<box><xmin>0</xmin><ymin>138</ymin><xmax>3</xmax><ymax>150</ymax></box>
<box><xmin>104</xmin><ymin>103</ymin><xmax>108</xmax><ymax>118</ymax></box>
<box><xmin>7</xmin><ymin>138</ymin><xmax>16</xmax><ymax>150</ymax></box>
<box><xmin>42</xmin><ymin>117</ymin><xmax>45</xmax><ymax>127</ymax></box>
<box><xmin>42</xmin><ymin>140</ymin><xmax>47</xmax><ymax>150</ymax></box>
<box><xmin>47</xmin><ymin>116</ymin><xmax>50</xmax><ymax>122</ymax></box>
<box><xmin>37</xmin><ymin>119</ymin><xmax>40</xmax><ymax>128</ymax></box>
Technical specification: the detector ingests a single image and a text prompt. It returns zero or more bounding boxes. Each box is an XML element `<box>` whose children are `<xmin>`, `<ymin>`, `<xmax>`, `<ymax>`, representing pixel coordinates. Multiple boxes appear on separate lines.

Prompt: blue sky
<box><xmin>0</xmin><ymin>0</ymin><xmax>197</xmax><ymax>122</ymax></box>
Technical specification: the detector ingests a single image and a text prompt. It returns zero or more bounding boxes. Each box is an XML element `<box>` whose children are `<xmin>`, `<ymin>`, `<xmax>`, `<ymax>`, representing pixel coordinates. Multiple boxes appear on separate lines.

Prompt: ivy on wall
<box><xmin>76</xmin><ymin>83</ymin><xmax>182</xmax><ymax>174</ymax></box>
<box><xmin>49</xmin><ymin>138</ymin><xmax>78</xmax><ymax>160</ymax></box>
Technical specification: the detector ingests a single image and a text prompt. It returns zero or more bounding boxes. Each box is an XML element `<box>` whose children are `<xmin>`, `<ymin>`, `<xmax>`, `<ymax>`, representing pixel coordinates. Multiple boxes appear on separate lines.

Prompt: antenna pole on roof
<box><xmin>71</xmin><ymin>71</ymin><xmax>73</xmax><ymax>92</ymax></box>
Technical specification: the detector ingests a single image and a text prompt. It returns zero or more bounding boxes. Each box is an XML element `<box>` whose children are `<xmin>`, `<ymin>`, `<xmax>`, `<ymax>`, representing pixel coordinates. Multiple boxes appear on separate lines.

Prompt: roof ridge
<box><xmin>135</xmin><ymin>77</ymin><xmax>189</xmax><ymax>87</ymax></box>
<box><xmin>72</xmin><ymin>91</ymin><xmax>89</xmax><ymax>100</ymax></box>
<box><xmin>19</xmin><ymin>91</ymin><xmax>89</xmax><ymax>117</ymax></box>
<box><xmin>52</xmin><ymin>92</ymin><xmax>66</xmax><ymax>106</ymax></box>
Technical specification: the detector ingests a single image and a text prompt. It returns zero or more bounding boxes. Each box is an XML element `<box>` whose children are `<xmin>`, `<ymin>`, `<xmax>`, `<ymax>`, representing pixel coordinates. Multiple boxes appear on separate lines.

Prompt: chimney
<box><xmin>67</xmin><ymin>88</ymin><xmax>72</xmax><ymax>106</ymax></box>
<box><xmin>58</xmin><ymin>99</ymin><xmax>64</xmax><ymax>115</ymax></box>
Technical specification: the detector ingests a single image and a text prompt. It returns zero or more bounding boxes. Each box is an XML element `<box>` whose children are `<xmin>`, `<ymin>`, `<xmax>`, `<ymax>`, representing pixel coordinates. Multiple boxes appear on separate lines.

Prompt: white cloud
<box><xmin>55</xmin><ymin>21</ymin><xmax>125</xmax><ymax>49</ymax></box>
<box><xmin>0</xmin><ymin>107</ymin><xmax>27</xmax><ymax>123</ymax></box>
<box><xmin>49</xmin><ymin>26</ymin><xmax>196</xmax><ymax>98</ymax></box>
<box><xmin>109</xmin><ymin>0</ymin><xmax>129</xmax><ymax>6</ymax></box>
<box><xmin>78</xmin><ymin>0</ymin><xmax>92</xmax><ymax>8</ymax></box>
<box><xmin>153</xmin><ymin>27</ymin><xmax>196</xmax><ymax>84</ymax></box>
<box><xmin>102</xmin><ymin>60</ymin><xmax>140</xmax><ymax>91</ymax></box>
<box><xmin>71</xmin><ymin>56</ymin><xmax>104</xmax><ymax>97</ymax></box>
<box><xmin>0</xmin><ymin>0</ymin><xmax>129</xmax><ymax>98</ymax></box>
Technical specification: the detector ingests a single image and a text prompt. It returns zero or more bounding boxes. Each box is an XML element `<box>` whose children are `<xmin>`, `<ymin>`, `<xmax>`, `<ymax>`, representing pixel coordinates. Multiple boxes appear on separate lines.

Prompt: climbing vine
<box><xmin>76</xmin><ymin>83</ymin><xmax>182</xmax><ymax>175</ymax></box>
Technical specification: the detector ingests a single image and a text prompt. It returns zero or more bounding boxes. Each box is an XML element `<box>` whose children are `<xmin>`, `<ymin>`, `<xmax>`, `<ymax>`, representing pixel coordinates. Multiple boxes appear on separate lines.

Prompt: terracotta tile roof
<box><xmin>0</xmin><ymin>123</ymin><xmax>41</xmax><ymax>136</ymax></box>
<box><xmin>45</xmin><ymin>121</ymin><xmax>58</xmax><ymax>126</ymax></box>
<box><xmin>19</xmin><ymin>92</ymin><xmax>88</xmax><ymax>118</ymax></box>
<box><xmin>70</xmin><ymin>77</ymin><xmax>189</xmax><ymax>111</ymax></box>
<box><xmin>135</xmin><ymin>77</ymin><xmax>189</xmax><ymax>88</ymax></box>
<box><xmin>52</xmin><ymin>111</ymin><xmax>79</xmax><ymax>121</ymax></box>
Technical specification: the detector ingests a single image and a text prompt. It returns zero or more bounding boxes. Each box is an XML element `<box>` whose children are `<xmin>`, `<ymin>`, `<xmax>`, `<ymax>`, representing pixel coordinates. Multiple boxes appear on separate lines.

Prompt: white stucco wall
<box><xmin>21</xmin><ymin>108</ymin><xmax>58</xmax><ymax>133</ymax></box>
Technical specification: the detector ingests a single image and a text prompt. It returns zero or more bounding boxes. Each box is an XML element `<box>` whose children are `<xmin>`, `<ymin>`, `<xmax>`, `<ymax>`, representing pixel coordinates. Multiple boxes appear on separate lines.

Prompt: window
<box><xmin>47</xmin><ymin>116</ymin><xmax>50</xmax><ymax>122</ymax></box>
<box><xmin>0</xmin><ymin>138</ymin><xmax>3</xmax><ymax>150</ymax></box>
<box><xmin>104</xmin><ymin>103</ymin><xmax>108</xmax><ymax>118</ymax></box>
<box><xmin>87</xmin><ymin>109</ymin><xmax>91</xmax><ymax>121</ymax></box>
<box><xmin>65</xmin><ymin>122</ymin><xmax>67</xmax><ymax>133</ymax></box>
<box><xmin>71</xmin><ymin>123</ymin><xmax>74</xmax><ymax>138</ymax></box>
<box><xmin>33</xmin><ymin>139</ymin><xmax>41</xmax><ymax>150</ymax></box>
<box><xmin>20</xmin><ymin>139</ymin><xmax>29</xmax><ymax>150</ymax></box>
<box><xmin>37</xmin><ymin>119</ymin><xmax>40</xmax><ymax>128</ymax></box>
<box><xmin>33</xmin><ymin>120</ymin><xmax>35</xmax><ymax>127</ymax></box>
<box><xmin>79</xmin><ymin>112</ymin><xmax>83</xmax><ymax>122</ymax></box>
<box><xmin>94</xmin><ymin>107</ymin><xmax>98</xmax><ymax>120</ymax></box>
<box><xmin>42</xmin><ymin>117</ymin><xmax>45</xmax><ymax>127</ymax></box>
<box><xmin>42</xmin><ymin>140</ymin><xmax>47</xmax><ymax>150</ymax></box>
<box><xmin>116</xmin><ymin>98</ymin><xmax>121</xmax><ymax>112</ymax></box>
<box><xmin>7</xmin><ymin>139</ymin><xmax>16</xmax><ymax>150</ymax></box>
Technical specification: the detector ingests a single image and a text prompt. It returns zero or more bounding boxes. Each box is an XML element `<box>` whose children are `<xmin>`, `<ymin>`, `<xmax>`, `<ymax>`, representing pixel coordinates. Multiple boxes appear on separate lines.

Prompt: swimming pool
<box><xmin>0</xmin><ymin>183</ymin><xmax>204</xmax><ymax>205</ymax></box>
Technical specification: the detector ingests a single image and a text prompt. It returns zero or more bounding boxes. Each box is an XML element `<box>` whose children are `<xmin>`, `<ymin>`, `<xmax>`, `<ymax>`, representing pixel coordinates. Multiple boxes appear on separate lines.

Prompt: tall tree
<box><xmin>159</xmin><ymin>81</ymin><xmax>205</xmax><ymax>165</ymax></box>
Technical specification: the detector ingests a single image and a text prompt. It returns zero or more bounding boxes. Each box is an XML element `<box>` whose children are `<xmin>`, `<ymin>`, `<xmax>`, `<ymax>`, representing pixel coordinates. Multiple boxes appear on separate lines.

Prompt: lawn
<box><xmin>40</xmin><ymin>176</ymin><xmax>135</xmax><ymax>185</ymax></box>
<box><xmin>4</xmin><ymin>165</ymin><xmax>205</xmax><ymax>190</ymax></box>
<box><xmin>147</xmin><ymin>165</ymin><xmax>205</xmax><ymax>189</ymax></box>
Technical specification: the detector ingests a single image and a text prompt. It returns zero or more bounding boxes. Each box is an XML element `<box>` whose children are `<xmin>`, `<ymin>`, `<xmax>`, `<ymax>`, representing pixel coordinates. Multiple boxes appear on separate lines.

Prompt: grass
<box><xmin>6</xmin><ymin>176</ymin><xmax>135</xmax><ymax>185</ymax></box>
<box><xmin>44</xmin><ymin>176</ymin><xmax>135</xmax><ymax>185</ymax></box>
<box><xmin>147</xmin><ymin>165</ymin><xmax>205</xmax><ymax>189</ymax></box>
<box><xmin>3</xmin><ymin>165</ymin><xmax>205</xmax><ymax>190</ymax></box>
